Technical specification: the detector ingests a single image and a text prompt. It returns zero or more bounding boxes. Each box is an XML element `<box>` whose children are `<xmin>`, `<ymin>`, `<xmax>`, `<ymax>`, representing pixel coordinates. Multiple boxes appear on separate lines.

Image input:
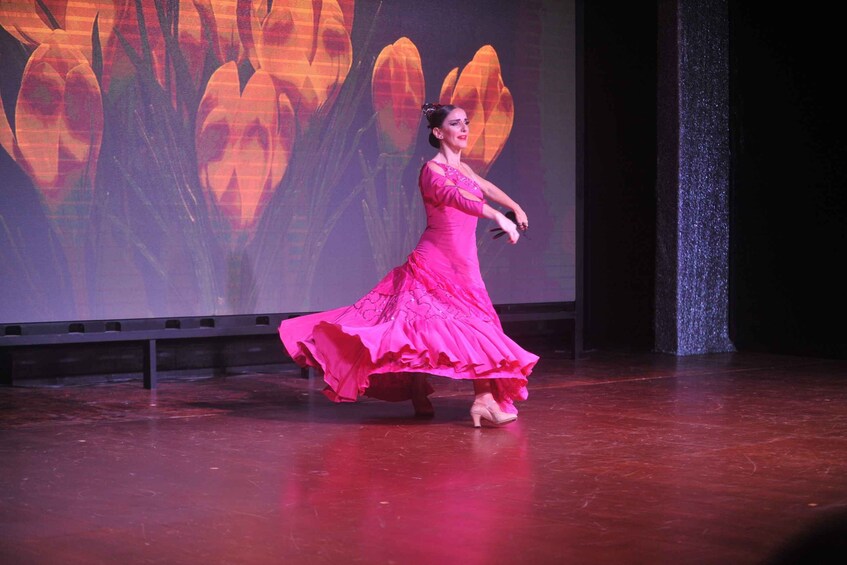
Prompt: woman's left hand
<box><xmin>514</xmin><ymin>208</ymin><xmax>529</xmax><ymax>232</ymax></box>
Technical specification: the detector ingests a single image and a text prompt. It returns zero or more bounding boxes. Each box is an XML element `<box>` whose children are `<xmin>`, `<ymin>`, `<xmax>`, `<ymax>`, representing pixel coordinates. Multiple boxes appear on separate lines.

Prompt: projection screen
<box><xmin>0</xmin><ymin>0</ymin><xmax>575</xmax><ymax>324</ymax></box>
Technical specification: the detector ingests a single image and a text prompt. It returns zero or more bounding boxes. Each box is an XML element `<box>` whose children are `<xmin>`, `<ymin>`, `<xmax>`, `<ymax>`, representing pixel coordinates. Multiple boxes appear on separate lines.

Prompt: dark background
<box><xmin>582</xmin><ymin>1</ymin><xmax>846</xmax><ymax>358</ymax></box>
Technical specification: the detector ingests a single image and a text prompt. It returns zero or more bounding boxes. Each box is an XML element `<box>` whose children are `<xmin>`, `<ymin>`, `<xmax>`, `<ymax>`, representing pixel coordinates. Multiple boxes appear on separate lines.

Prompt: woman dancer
<box><xmin>279</xmin><ymin>103</ymin><xmax>538</xmax><ymax>427</ymax></box>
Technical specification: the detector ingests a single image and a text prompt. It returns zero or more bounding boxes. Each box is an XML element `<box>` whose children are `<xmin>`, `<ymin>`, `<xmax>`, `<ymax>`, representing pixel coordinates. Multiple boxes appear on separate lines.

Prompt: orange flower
<box><xmin>371</xmin><ymin>37</ymin><xmax>424</xmax><ymax>155</ymax></box>
<box><xmin>239</xmin><ymin>0</ymin><xmax>353</xmax><ymax>130</ymax></box>
<box><xmin>195</xmin><ymin>61</ymin><xmax>295</xmax><ymax>232</ymax></box>
<box><xmin>0</xmin><ymin>2</ymin><xmax>208</xmax><ymax>95</ymax></box>
<box><xmin>103</xmin><ymin>0</ymin><xmax>206</xmax><ymax>93</ymax></box>
<box><xmin>0</xmin><ymin>29</ymin><xmax>103</xmax><ymax>212</ymax></box>
<box><xmin>0</xmin><ymin>0</ymin><xmax>117</xmax><ymax>64</ymax></box>
<box><xmin>0</xmin><ymin>0</ymin><xmax>55</xmax><ymax>46</ymax></box>
<box><xmin>439</xmin><ymin>45</ymin><xmax>514</xmax><ymax>175</ymax></box>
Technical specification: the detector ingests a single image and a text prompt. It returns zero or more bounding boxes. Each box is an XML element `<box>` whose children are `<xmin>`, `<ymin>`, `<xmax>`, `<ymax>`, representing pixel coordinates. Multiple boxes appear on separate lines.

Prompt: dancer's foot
<box><xmin>470</xmin><ymin>395</ymin><xmax>516</xmax><ymax>427</ymax></box>
<box><xmin>411</xmin><ymin>373</ymin><xmax>434</xmax><ymax>418</ymax></box>
<box><xmin>412</xmin><ymin>394</ymin><xmax>435</xmax><ymax>418</ymax></box>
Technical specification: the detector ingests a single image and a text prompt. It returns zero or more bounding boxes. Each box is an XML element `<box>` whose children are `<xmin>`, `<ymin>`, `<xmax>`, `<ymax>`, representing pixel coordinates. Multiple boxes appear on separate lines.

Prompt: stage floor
<box><xmin>2</xmin><ymin>350</ymin><xmax>846</xmax><ymax>564</ymax></box>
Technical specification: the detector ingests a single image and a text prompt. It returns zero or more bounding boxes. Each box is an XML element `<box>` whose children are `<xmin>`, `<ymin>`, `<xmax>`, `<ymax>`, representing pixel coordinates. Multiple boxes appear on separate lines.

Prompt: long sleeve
<box><xmin>419</xmin><ymin>163</ymin><xmax>485</xmax><ymax>218</ymax></box>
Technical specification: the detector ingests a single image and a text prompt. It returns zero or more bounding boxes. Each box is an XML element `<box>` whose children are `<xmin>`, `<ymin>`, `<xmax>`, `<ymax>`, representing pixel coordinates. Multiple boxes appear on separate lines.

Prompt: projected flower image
<box><xmin>440</xmin><ymin>45</ymin><xmax>514</xmax><ymax>177</ymax></box>
<box><xmin>0</xmin><ymin>0</ymin><xmax>518</xmax><ymax>319</ymax></box>
<box><xmin>372</xmin><ymin>37</ymin><xmax>424</xmax><ymax>155</ymax></box>
<box><xmin>102</xmin><ymin>0</ymin><xmax>211</xmax><ymax>103</ymax></box>
<box><xmin>240</xmin><ymin>0</ymin><xmax>353</xmax><ymax>130</ymax></box>
<box><xmin>0</xmin><ymin>0</ymin><xmax>116</xmax><ymax>64</ymax></box>
<box><xmin>0</xmin><ymin>29</ymin><xmax>103</xmax><ymax>211</ymax></box>
<box><xmin>196</xmin><ymin>62</ymin><xmax>295</xmax><ymax>233</ymax></box>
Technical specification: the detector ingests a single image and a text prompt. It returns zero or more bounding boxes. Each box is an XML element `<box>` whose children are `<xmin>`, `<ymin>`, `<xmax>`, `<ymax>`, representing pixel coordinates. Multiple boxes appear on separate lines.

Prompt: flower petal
<box><xmin>443</xmin><ymin>45</ymin><xmax>513</xmax><ymax>175</ymax></box>
<box><xmin>0</xmin><ymin>84</ymin><xmax>15</xmax><ymax>159</ymax></box>
<box><xmin>0</xmin><ymin>0</ymin><xmax>53</xmax><ymax>47</ymax></box>
<box><xmin>256</xmin><ymin>0</ymin><xmax>351</xmax><ymax>129</ymax></box>
<box><xmin>482</xmin><ymin>85</ymin><xmax>513</xmax><ymax>167</ymax></box>
<box><xmin>15</xmin><ymin>59</ymin><xmax>64</xmax><ymax>188</ymax></box>
<box><xmin>233</xmin><ymin>69</ymin><xmax>277</xmax><ymax>228</ymax></box>
<box><xmin>60</xmin><ymin>62</ymin><xmax>103</xmax><ymax>174</ymax></box>
<box><xmin>336</xmin><ymin>0</ymin><xmax>354</xmax><ymax>37</ymax></box>
<box><xmin>372</xmin><ymin>37</ymin><xmax>423</xmax><ymax>154</ymax></box>
<box><xmin>196</xmin><ymin>62</ymin><xmax>241</xmax><ymax>219</ymax></box>
<box><xmin>196</xmin><ymin>63</ymin><xmax>289</xmax><ymax>231</ymax></box>
<box><xmin>439</xmin><ymin>67</ymin><xmax>458</xmax><ymax>103</ymax></box>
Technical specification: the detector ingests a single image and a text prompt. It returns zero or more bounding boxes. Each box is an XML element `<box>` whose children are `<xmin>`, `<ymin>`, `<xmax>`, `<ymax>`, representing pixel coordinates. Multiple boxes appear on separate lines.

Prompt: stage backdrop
<box><xmin>0</xmin><ymin>0</ymin><xmax>575</xmax><ymax>324</ymax></box>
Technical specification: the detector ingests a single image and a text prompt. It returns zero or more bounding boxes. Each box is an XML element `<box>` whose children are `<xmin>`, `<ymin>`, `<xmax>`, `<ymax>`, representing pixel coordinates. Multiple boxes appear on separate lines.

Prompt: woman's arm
<box><xmin>464</xmin><ymin>165</ymin><xmax>529</xmax><ymax>229</ymax></box>
<box><xmin>420</xmin><ymin>162</ymin><xmax>519</xmax><ymax>243</ymax></box>
<box><xmin>481</xmin><ymin>203</ymin><xmax>520</xmax><ymax>244</ymax></box>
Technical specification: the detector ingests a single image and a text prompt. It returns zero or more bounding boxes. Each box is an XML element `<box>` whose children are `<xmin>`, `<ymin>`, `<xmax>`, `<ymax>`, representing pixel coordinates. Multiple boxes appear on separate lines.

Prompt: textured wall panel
<box><xmin>656</xmin><ymin>0</ymin><xmax>734</xmax><ymax>355</ymax></box>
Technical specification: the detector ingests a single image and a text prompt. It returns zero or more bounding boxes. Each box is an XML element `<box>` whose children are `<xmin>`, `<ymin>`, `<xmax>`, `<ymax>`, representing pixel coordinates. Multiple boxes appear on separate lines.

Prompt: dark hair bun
<box><xmin>421</xmin><ymin>103</ymin><xmax>443</xmax><ymax>124</ymax></box>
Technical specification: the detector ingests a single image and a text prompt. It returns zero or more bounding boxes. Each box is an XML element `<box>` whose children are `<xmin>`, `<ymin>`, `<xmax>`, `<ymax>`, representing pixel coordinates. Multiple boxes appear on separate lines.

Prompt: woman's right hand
<box><xmin>496</xmin><ymin>212</ymin><xmax>520</xmax><ymax>244</ymax></box>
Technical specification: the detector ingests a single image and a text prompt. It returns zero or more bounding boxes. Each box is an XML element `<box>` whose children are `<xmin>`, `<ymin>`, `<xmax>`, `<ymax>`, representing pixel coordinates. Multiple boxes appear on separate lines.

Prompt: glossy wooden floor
<box><xmin>2</xmin><ymin>350</ymin><xmax>847</xmax><ymax>564</ymax></box>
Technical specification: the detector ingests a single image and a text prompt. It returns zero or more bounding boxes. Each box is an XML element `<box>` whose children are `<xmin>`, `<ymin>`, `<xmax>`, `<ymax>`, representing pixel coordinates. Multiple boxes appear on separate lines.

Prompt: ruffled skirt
<box><xmin>278</xmin><ymin>252</ymin><xmax>537</xmax><ymax>413</ymax></box>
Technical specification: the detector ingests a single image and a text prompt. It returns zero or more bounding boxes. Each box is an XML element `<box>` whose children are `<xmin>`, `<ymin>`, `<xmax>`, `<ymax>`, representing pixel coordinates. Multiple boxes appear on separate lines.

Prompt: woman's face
<box><xmin>434</xmin><ymin>108</ymin><xmax>470</xmax><ymax>150</ymax></box>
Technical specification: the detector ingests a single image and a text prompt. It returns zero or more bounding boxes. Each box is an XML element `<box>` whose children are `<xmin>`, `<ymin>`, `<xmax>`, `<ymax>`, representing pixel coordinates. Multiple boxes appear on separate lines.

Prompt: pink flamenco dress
<box><xmin>278</xmin><ymin>161</ymin><xmax>539</xmax><ymax>414</ymax></box>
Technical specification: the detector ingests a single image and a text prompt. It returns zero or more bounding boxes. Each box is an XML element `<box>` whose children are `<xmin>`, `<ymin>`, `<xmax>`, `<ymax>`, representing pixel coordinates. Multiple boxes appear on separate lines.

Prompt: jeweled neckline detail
<box><xmin>432</xmin><ymin>161</ymin><xmax>462</xmax><ymax>171</ymax></box>
<box><xmin>430</xmin><ymin>161</ymin><xmax>482</xmax><ymax>192</ymax></box>
<box><xmin>430</xmin><ymin>160</ymin><xmax>473</xmax><ymax>178</ymax></box>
